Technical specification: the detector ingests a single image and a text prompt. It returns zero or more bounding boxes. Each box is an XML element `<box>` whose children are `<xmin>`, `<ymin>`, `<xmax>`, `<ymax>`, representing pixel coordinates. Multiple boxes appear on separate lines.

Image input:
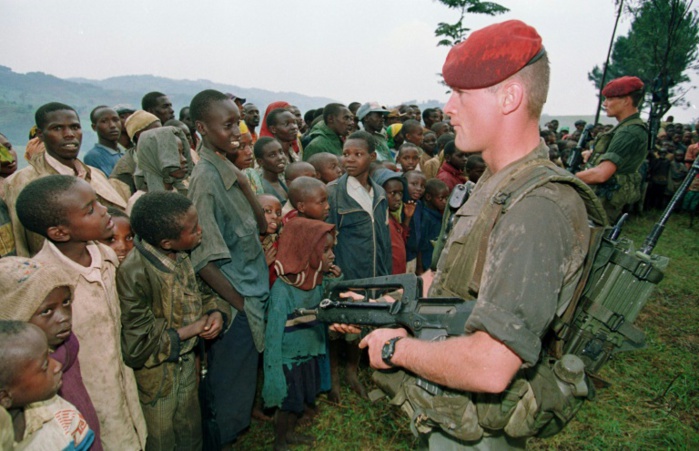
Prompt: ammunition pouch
<box><xmin>596</xmin><ymin>173</ymin><xmax>642</xmax><ymax>208</ymax></box>
<box><xmin>372</xmin><ymin>355</ymin><xmax>592</xmax><ymax>441</ymax></box>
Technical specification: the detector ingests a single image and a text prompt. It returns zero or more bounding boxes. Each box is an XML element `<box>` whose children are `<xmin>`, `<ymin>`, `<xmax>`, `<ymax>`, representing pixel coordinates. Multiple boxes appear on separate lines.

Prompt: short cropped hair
<box><xmin>436</xmin><ymin>133</ymin><xmax>455</xmax><ymax>151</ymax></box>
<box><xmin>179</xmin><ymin>106</ymin><xmax>190</xmax><ymax>121</ymax></box>
<box><xmin>16</xmin><ymin>175</ymin><xmax>80</xmax><ymax>237</ymax></box>
<box><xmin>466</xmin><ymin>154</ymin><xmax>485</xmax><ymax>170</ymax></box>
<box><xmin>107</xmin><ymin>207</ymin><xmax>129</xmax><ymax>220</ymax></box>
<box><xmin>142</xmin><ymin>91</ymin><xmax>167</xmax><ymax>111</ymax></box>
<box><xmin>323</xmin><ymin>103</ymin><xmax>347</xmax><ymax>123</ymax></box>
<box><xmin>130</xmin><ymin>191</ymin><xmax>193</xmax><ymax>246</ymax></box>
<box><xmin>288</xmin><ymin>176</ymin><xmax>326</xmax><ymax>208</ymax></box>
<box><xmin>443</xmin><ymin>140</ymin><xmax>457</xmax><ymax>158</ymax></box>
<box><xmin>629</xmin><ymin>89</ymin><xmax>645</xmax><ymax>108</ymax></box>
<box><xmin>254</xmin><ymin>136</ymin><xmax>278</xmax><ymax>159</ymax></box>
<box><xmin>425</xmin><ymin>178</ymin><xmax>448</xmax><ymax>197</ymax></box>
<box><xmin>422</xmin><ymin>108</ymin><xmax>436</xmax><ymax>123</ymax></box>
<box><xmin>189</xmin><ymin>89</ymin><xmax>229</xmax><ymax>123</ymax></box>
<box><xmin>0</xmin><ymin>321</ymin><xmax>33</xmax><ymax>386</ymax></box>
<box><xmin>397</xmin><ymin>142</ymin><xmax>420</xmax><ymax>157</ymax></box>
<box><xmin>346</xmin><ymin>130</ymin><xmax>376</xmax><ymax>154</ymax></box>
<box><xmin>284</xmin><ymin>161</ymin><xmax>316</xmax><ymax>184</ymax></box>
<box><xmin>402</xmin><ymin>120</ymin><xmax>422</xmax><ymax>136</ymax></box>
<box><xmin>89</xmin><ymin>105</ymin><xmax>110</xmax><ymax>124</ymax></box>
<box><xmin>35</xmin><ymin>102</ymin><xmax>78</xmax><ymax>131</ymax></box>
<box><xmin>492</xmin><ymin>53</ymin><xmax>550</xmax><ymax>119</ymax></box>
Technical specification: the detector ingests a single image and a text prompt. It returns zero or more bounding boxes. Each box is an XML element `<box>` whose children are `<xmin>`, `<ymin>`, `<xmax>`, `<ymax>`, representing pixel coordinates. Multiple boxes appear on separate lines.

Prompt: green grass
<box><xmin>238</xmin><ymin>212</ymin><xmax>699</xmax><ymax>450</ymax></box>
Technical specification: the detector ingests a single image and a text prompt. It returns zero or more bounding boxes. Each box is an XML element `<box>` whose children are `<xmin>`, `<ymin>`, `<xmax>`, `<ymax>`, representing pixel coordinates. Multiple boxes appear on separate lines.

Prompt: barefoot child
<box><xmin>263</xmin><ymin>218</ymin><xmax>340</xmax><ymax>451</ymax></box>
<box><xmin>0</xmin><ymin>257</ymin><xmax>102</xmax><ymax>449</ymax></box>
<box><xmin>118</xmin><ymin>191</ymin><xmax>226</xmax><ymax>449</ymax></box>
<box><xmin>15</xmin><ymin>175</ymin><xmax>147</xmax><ymax>450</ymax></box>
<box><xmin>0</xmin><ymin>321</ymin><xmax>94</xmax><ymax>450</ymax></box>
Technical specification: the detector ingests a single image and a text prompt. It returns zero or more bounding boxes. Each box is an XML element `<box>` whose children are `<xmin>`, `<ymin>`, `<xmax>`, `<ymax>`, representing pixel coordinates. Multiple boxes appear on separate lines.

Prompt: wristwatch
<box><xmin>381</xmin><ymin>336</ymin><xmax>403</xmax><ymax>367</ymax></box>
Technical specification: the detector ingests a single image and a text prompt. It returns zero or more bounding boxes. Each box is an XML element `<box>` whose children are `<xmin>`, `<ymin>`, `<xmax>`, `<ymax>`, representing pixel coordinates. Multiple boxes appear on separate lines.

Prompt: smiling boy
<box><xmin>188</xmin><ymin>89</ymin><xmax>269</xmax><ymax>447</ymax></box>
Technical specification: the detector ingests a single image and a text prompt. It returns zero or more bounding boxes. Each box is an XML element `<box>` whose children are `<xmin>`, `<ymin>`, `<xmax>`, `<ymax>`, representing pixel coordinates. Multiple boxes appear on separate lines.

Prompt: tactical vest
<box><xmin>588</xmin><ymin>116</ymin><xmax>647</xmax><ymax>208</ymax></box>
<box><xmin>373</xmin><ymin>159</ymin><xmax>608</xmax><ymax>441</ymax></box>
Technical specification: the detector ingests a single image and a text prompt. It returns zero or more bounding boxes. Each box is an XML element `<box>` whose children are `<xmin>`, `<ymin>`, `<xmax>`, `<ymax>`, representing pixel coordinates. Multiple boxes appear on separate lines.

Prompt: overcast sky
<box><xmin>2</xmin><ymin>0</ymin><xmax>698</xmax><ymax>123</ymax></box>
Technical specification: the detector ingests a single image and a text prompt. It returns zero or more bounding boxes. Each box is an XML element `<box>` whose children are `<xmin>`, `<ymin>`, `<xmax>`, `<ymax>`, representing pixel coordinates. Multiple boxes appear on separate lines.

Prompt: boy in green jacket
<box><xmin>117</xmin><ymin>191</ymin><xmax>227</xmax><ymax>450</ymax></box>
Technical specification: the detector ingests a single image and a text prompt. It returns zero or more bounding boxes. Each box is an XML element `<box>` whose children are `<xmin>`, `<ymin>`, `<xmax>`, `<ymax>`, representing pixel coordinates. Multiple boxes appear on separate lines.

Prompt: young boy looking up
<box><xmin>84</xmin><ymin>106</ymin><xmax>123</xmax><ymax>177</ymax></box>
<box><xmin>419</xmin><ymin>179</ymin><xmax>449</xmax><ymax>272</ymax></box>
<box><xmin>188</xmin><ymin>89</ymin><xmax>269</xmax><ymax>446</ymax></box>
<box><xmin>437</xmin><ymin>140</ymin><xmax>469</xmax><ymax>192</ymax></box>
<box><xmin>0</xmin><ymin>257</ymin><xmax>102</xmax><ymax>450</ymax></box>
<box><xmin>307</xmin><ymin>152</ymin><xmax>343</xmax><ymax>184</ymax></box>
<box><xmin>0</xmin><ymin>320</ymin><xmax>95</xmax><ymax>450</ymax></box>
<box><xmin>326</xmin><ymin>130</ymin><xmax>392</xmax><ymax>402</ymax></box>
<box><xmin>118</xmin><ymin>191</ymin><xmax>226</xmax><ymax>450</ymax></box>
<box><xmin>396</xmin><ymin>142</ymin><xmax>422</xmax><ymax>172</ymax></box>
<box><xmin>15</xmin><ymin>175</ymin><xmax>147</xmax><ymax>450</ymax></box>
<box><xmin>255</xmin><ymin>137</ymin><xmax>289</xmax><ymax>203</ymax></box>
<box><xmin>3</xmin><ymin>102</ymin><xmax>128</xmax><ymax>257</ymax></box>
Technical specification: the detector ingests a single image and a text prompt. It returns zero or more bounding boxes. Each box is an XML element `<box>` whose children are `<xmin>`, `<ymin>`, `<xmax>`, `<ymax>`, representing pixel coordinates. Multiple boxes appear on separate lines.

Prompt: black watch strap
<box><xmin>381</xmin><ymin>336</ymin><xmax>403</xmax><ymax>368</ymax></box>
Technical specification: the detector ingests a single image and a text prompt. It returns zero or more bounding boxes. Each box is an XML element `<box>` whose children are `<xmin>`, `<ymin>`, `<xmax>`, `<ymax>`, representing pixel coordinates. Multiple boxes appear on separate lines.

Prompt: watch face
<box><xmin>382</xmin><ymin>337</ymin><xmax>400</xmax><ymax>367</ymax></box>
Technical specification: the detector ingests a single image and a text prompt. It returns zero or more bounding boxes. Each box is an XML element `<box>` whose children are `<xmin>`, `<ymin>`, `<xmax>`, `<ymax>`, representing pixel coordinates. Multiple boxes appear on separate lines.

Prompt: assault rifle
<box><xmin>296</xmin><ymin>273</ymin><xmax>474</xmax><ymax>341</ymax></box>
<box><xmin>295</xmin><ymin>273</ymin><xmax>475</xmax><ymax>394</ymax></box>
<box><xmin>566</xmin><ymin>123</ymin><xmax>595</xmax><ymax>174</ymax></box>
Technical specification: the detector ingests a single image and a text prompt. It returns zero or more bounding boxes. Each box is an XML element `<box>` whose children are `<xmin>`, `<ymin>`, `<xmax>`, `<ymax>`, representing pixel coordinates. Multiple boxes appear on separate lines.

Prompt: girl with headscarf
<box><xmin>127</xmin><ymin>126</ymin><xmax>189</xmax><ymax>214</ymax></box>
<box><xmin>260</xmin><ymin>101</ymin><xmax>303</xmax><ymax>162</ymax></box>
<box><xmin>262</xmin><ymin>218</ymin><xmax>340</xmax><ymax>450</ymax></box>
<box><xmin>0</xmin><ymin>257</ymin><xmax>102</xmax><ymax>450</ymax></box>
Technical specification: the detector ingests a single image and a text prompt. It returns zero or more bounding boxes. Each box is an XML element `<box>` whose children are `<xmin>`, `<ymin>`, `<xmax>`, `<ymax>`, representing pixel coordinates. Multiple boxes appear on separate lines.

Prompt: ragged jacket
<box><xmin>117</xmin><ymin>237</ymin><xmax>228</xmax><ymax>404</ymax></box>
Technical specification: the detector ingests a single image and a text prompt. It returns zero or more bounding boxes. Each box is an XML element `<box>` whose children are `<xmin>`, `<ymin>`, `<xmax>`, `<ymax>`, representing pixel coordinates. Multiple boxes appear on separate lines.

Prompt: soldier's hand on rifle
<box><xmin>359</xmin><ymin>327</ymin><xmax>409</xmax><ymax>370</ymax></box>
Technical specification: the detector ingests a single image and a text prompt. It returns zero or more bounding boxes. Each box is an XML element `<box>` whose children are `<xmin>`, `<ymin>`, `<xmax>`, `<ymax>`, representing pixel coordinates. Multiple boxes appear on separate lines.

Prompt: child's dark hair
<box><xmin>436</xmin><ymin>133</ymin><xmax>455</xmax><ymax>151</ymax></box>
<box><xmin>288</xmin><ymin>176</ymin><xmax>326</xmax><ymax>208</ymax></box>
<box><xmin>397</xmin><ymin>142</ymin><xmax>420</xmax><ymax>157</ymax></box>
<box><xmin>141</xmin><ymin>91</ymin><xmax>167</xmax><ymax>111</ymax></box>
<box><xmin>347</xmin><ymin>130</ymin><xmax>375</xmax><ymax>153</ymax></box>
<box><xmin>402</xmin><ymin>119</ymin><xmax>422</xmax><ymax>136</ymax></box>
<box><xmin>190</xmin><ymin>89</ymin><xmax>229</xmax><ymax>123</ymax></box>
<box><xmin>130</xmin><ymin>192</ymin><xmax>193</xmax><ymax>246</ymax></box>
<box><xmin>466</xmin><ymin>155</ymin><xmax>485</xmax><ymax>171</ymax></box>
<box><xmin>89</xmin><ymin>105</ymin><xmax>111</xmax><ymax>124</ymax></box>
<box><xmin>16</xmin><ymin>175</ymin><xmax>81</xmax><ymax>237</ymax></box>
<box><xmin>0</xmin><ymin>320</ymin><xmax>32</xmax><ymax>386</ymax></box>
<box><xmin>443</xmin><ymin>140</ymin><xmax>458</xmax><ymax>158</ymax></box>
<box><xmin>425</xmin><ymin>179</ymin><xmax>448</xmax><ymax>197</ymax></box>
<box><xmin>35</xmin><ymin>102</ymin><xmax>78</xmax><ymax>131</ymax></box>
<box><xmin>254</xmin><ymin>136</ymin><xmax>279</xmax><ymax>159</ymax></box>
<box><xmin>107</xmin><ymin>207</ymin><xmax>130</xmax><ymax>220</ymax></box>
<box><xmin>403</xmin><ymin>169</ymin><xmax>426</xmax><ymax>182</ymax></box>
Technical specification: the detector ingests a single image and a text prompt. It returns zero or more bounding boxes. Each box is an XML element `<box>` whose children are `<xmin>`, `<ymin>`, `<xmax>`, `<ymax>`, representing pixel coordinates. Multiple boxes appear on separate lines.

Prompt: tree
<box><xmin>434</xmin><ymin>0</ymin><xmax>509</xmax><ymax>89</ymax></box>
<box><xmin>588</xmin><ymin>0</ymin><xmax>699</xmax><ymax>119</ymax></box>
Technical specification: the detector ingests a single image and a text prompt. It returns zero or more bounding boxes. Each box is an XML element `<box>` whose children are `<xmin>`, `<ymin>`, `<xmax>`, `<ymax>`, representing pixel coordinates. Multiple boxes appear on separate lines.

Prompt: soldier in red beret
<box><xmin>343</xmin><ymin>20</ymin><xmax>596</xmax><ymax>449</ymax></box>
<box><xmin>576</xmin><ymin>76</ymin><xmax>648</xmax><ymax>222</ymax></box>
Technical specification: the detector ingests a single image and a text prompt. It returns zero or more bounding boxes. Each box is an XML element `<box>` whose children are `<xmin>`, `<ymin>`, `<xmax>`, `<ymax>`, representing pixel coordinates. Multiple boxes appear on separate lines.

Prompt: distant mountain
<box><xmin>0</xmin><ymin>65</ymin><xmax>337</xmax><ymax>148</ymax></box>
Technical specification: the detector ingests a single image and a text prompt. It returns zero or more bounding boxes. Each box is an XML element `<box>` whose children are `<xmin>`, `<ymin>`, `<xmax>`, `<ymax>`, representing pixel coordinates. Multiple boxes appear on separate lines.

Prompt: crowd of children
<box><xmin>0</xmin><ymin>92</ymin><xmax>696</xmax><ymax>450</ymax></box>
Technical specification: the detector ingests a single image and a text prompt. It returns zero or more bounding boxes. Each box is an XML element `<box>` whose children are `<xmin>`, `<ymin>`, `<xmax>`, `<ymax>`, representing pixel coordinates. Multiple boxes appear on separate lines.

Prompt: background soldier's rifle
<box><xmin>566</xmin><ymin>123</ymin><xmax>595</xmax><ymax>174</ymax></box>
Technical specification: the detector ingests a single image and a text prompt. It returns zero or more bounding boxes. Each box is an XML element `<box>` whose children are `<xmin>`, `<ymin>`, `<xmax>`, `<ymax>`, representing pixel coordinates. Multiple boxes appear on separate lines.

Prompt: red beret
<box><xmin>601</xmin><ymin>76</ymin><xmax>644</xmax><ymax>98</ymax></box>
<box><xmin>442</xmin><ymin>20</ymin><xmax>543</xmax><ymax>90</ymax></box>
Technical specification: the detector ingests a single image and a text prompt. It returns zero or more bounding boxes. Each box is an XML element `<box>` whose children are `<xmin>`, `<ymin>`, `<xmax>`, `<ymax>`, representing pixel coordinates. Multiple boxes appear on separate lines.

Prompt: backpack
<box><xmin>373</xmin><ymin>158</ymin><xmax>669</xmax><ymax>441</ymax></box>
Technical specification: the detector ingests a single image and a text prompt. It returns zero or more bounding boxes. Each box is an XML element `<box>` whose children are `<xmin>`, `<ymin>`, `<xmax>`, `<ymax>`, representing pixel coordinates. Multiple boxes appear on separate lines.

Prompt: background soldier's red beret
<box><xmin>601</xmin><ymin>76</ymin><xmax>645</xmax><ymax>98</ymax></box>
<box><xmin>442</xmin><ymin>20</ymin><xmax>544</xmax><ymax>90</ymax></box>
